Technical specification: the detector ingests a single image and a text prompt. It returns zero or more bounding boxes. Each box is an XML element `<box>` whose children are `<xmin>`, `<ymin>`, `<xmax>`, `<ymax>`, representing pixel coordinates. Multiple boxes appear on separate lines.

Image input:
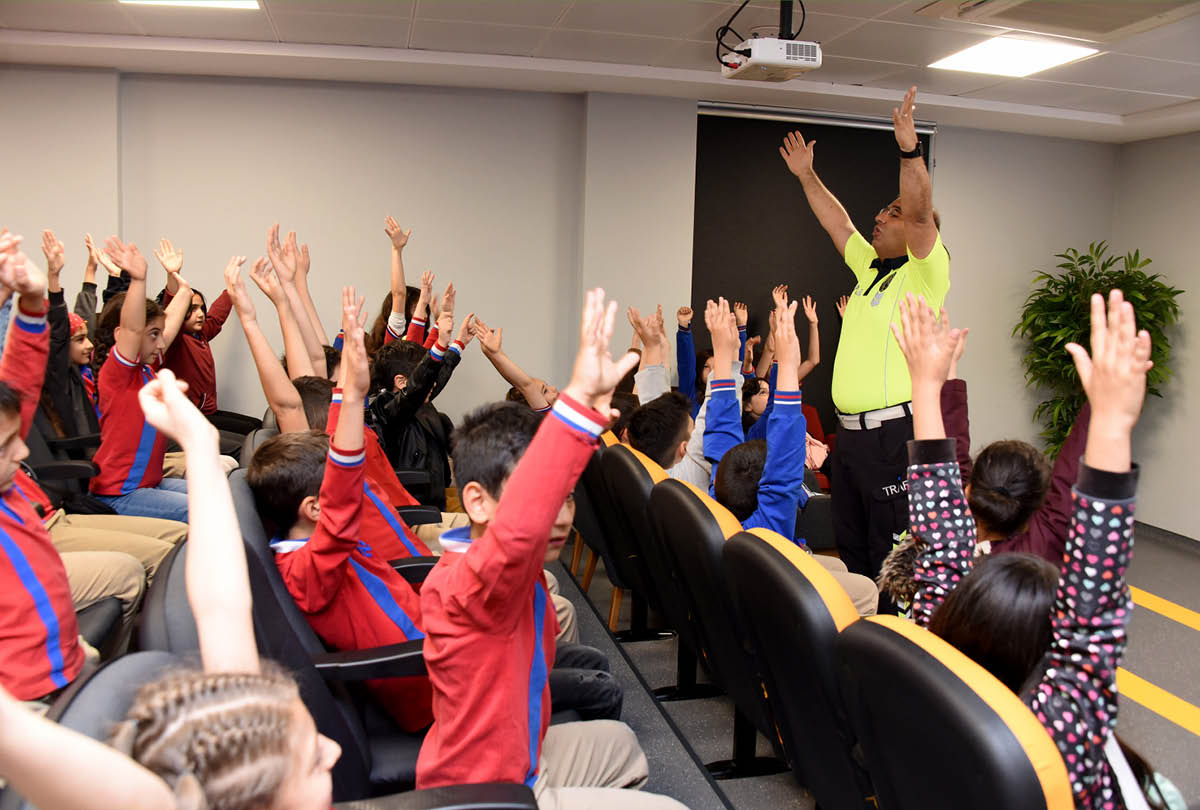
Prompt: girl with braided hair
<box><xmin>0</xmin><ymin>365</ymin><xmax>340</xmax><ymax>810</ymax></box>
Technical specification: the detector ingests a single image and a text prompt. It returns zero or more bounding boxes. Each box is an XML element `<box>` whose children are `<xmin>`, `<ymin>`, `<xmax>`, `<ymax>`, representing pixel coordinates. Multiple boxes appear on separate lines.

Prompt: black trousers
<box><xmin>830</xmin><ymin>413</ymin><xmax>914</xmax><ymax>583</ymax></box>
<box><xmin>549</xmin><ymin>643</ymin><xmax>623</xmax><ymax>721</ymax></box>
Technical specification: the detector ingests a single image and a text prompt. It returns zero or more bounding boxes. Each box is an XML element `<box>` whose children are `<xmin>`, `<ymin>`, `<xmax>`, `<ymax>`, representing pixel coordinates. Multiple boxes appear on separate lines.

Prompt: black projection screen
<box><xmin>689</xmin><ymin>108</ymin><xmax>934</xmax><ymax>434</ymax></box>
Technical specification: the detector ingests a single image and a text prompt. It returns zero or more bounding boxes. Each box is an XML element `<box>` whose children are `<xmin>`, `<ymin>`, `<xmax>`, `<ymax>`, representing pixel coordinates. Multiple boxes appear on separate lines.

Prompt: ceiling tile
<box><xmin>536</xmin><ymin>29</ymin><xmax>673</xmax><ymax>66</ymax></box>
<box><xmin>1037</xmin><ymin>52</ymin><xmax>1200</xmax><ymax>98</ymax></box>
<box><xmin>118</xmin><ymin>6</ymin><xmax>277</xmax><ymax>40</ymax></box>
<box><xmin>413</xmin><ymin>0</ymin><xmax>568</xmax><ymax>27</ymax></box>
<box><xmin>872</xmin><ymin>65</ymin><xmax>1008</xmax><ymax>95</ymax></box>
<box><xmin>746</xmin><ymin>0</ymin><xmax>907</xmax><ymax>19</ymax></box>
<box><xmin>799</xmin><ymin>53</ymin><xmax>908</xmax><ymax>84</ymax></box>
<box><xmin>822</xmin><ymin>19</ymin><xmax>998</xmax><ymax>66</ymax></box>
<box><xmin>264</xmin><ymin>0</ymin><xmax>413</xmax><ymax>17</ymax></box>
<box><xmin>0</xmin><ymin>0</ymin><xmax>142</xmax><ymax>35</ymax></box>
<box><xmin>273</xmin><ymin>11</ymin><xmax>409</xmax><ymax>47</ymax></box>
<box><xmin>964</xmin><ymin>78</ymin><xmax>1191</xmax><ymax>115</ymax></box>
<box><xmin>558</xmin><ymin>0</ymin><xmax>729</xmax><ymax>38</ymax></box>
<box><xmin>653</xmin><ymin>38</ymin><xmax>731</xmax><ymax>71</ymax></box>
<box><xmin>1110</xmin><ymin>11</ymin><xmax>1200</xmax><ymax>64</ymax></box>
<box><xmin>410</xmin><ymin>19</ymin><xmax>547</xmax><ymax>56</ymax></box>
<box><xmin>700</xmin><ymin>5</ymin><xmax>867</xmax><ymax>43</ymax></box>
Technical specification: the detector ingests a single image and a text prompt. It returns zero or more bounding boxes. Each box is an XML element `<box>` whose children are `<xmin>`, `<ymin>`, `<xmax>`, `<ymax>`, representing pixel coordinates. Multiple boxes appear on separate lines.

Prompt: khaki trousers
<box><xmin>534</xmin><ymin>721</ymin><xmax>687</xmax><ymax>810</ymax></box>
<box><xmin>416</xmin><ymin>514</ymin><xmax>579</xmax><ymax>644</ymax></box>
<box><xmin>815</xmin><ymin>555</ymin><xmax>879</xmax><ymax>617</ymax></box>
<box><xmin>46</xmin><ymin>510</ymin><xmax>186</xmax><ymax>581</ymax></box>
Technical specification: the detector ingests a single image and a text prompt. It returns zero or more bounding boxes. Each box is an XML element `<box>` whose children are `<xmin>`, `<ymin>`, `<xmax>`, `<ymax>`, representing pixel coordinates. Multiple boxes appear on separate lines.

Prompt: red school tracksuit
<box><xmin>160</xmin><ymin>288</ymin><xmax>232</xmax><ymax>415</ymax></box>
<box><xmin>416</xmin><ymin>395</ymin><xmax>606</xmax><ymax>789</ymax></box>
<box><xmin>0</xmin><ymin>304</ymin><xmax>85</xmax><ymax>699</ymax></box>
<box><xmin>327</xmin><ymin>390</ymin><xmax>430</xmax><ymax>561</ymax></box>
<box><xmin>89</xmin><ymin>346</ymin><xmax>168</xmax><ymax>498</ymax></box>
<box><xmin>270</xmin><ymin>441</ymin><xmax>432</xmax><ymax>732</ymax></box>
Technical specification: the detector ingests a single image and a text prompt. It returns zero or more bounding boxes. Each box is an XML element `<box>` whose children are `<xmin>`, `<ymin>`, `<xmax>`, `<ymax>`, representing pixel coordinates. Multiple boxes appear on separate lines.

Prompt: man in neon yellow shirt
<box><xmin>780</xmin><ymin>86</ymin><xmax>949</xmax><ymax>589</ymax></box>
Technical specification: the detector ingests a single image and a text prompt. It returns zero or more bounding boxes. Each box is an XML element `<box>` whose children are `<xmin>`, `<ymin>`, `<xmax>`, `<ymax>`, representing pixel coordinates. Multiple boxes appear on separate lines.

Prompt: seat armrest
<box><xmin>312</xmin><ymin>640</ymin><xmax>426</xmax><ymax>681</ymax></box>
<box><xmin>389</xmin><ymin>556</ymin><xmax>439</xmax><ymax>584</ymax></box>
<box><xmin>397</xmin><ymin>505</ymin><xmax>442</xmax><ymax>526</ymax></box>
<box><xmin>208</xmin><ymin>409</ymin><xmax>263</xmax><ymax>435</ymax></box>
<box><xmin>332</xmin><ymin>783</ymin><xmax>537</xmax><ymax>810</ymax></box>
<box><xmin>393</xmin><ymin>469</ymin><xmax>431</xmax><ymax>488</ymax></box>
<box><xmin>30</xmin><ymin>460</ymin><xmax>99</xmax><ymax>481</ymax></box>
<box><xmin>45</xmin><ymin>433</ymin><xmax>102</xmax><ymax>453</ymax></box>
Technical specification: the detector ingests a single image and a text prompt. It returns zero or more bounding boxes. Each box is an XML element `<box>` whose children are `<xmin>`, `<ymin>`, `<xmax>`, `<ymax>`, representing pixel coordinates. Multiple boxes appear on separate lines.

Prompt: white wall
<box><xmin>579</xmin><ymin>93</ymin><xmax>697</xmax><ymax>378</ymax></box>
<box><xmin>932</xmin><ymin>126</ymin><xmax>1119</xmax><ymax>454</ymax></box>
<box><xmin>1112</xmin><ymin>132</ymin><xmax>1200</xmax><ymax>540</ymax></box>
<box><xmin>119</xmin><ymin>76</ymin><xmax>585</xmax><ymax>421</ymax></box>
<box><xmin>0</xmin><ymin>67</ymin><xmax>120</xmax><ymax>266</ymax></box>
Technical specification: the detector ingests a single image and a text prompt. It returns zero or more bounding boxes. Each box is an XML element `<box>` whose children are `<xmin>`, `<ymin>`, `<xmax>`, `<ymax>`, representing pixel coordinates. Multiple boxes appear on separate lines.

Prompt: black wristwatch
<box><xmin>899</xmin><ymin>142</ymin><xmax>923</xmax><ymax>159</ymax></box>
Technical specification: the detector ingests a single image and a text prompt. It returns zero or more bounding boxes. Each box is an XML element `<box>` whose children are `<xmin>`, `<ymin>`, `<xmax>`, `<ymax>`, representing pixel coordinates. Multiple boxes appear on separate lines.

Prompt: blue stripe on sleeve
<box><xmin>362</xmin><ymin>483</ymin><xmax>422</xmax><ymax>557</ymax></box>
<box><xmin>0</xmin><ymin>508</ymin><xmax>69</xmax><ymax>689</ymax></box>
<box><xmin>347</xmin><ymin>558</ymin><xmax>424</xmax><ymax>639</ymax></box>
<box><xmin>523</xmin><ymin>582</ymin><xmax>549</xmax><ymax>787</ymax></box>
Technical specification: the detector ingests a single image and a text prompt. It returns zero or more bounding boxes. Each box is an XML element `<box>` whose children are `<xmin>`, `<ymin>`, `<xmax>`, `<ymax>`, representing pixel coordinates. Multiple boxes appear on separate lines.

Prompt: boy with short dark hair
<box><xmin>625</xmin><ymin>392</ymin><xmax>692</xmax><ymax>470</ymax></box>
<box><xmin>246</xmin><ymin>287</ymin><xmax>433</xmax><ymax>732</ymax></box>
<box><xmin>704</xmin><ymin>293</ymin><xmax>880</xmax><ymax>617</ymax></box>
<box><xmin>416</xmin><ymin>289</ymin><xmax>685</xmax><ymax>810</ymax></box>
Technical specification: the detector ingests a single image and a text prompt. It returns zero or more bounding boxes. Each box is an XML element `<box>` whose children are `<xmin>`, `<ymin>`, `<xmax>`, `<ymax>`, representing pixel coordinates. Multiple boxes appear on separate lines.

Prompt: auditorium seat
<box><xmin>836</xmin><ymin>615</ymin><xmax>1073</xmax><ymax>810</ymax></box>
<box><xmin>724</xmin><ymin>529</ymin><xmax>874</xmax><ymax>807</ymax></box>
<box><xmin>601</xmin><ymin>444</ymin><xmax>719</xmax><ymax>700</ymax></box>
<box><xmin>649</xmin><ymin>478</ymin><xmax>787</xmax><ymax>779</ymax></box>
<box><xmin>0</xmin><ymin>651</ymin><xmax>535</xmax><ymax>810</ymax></box>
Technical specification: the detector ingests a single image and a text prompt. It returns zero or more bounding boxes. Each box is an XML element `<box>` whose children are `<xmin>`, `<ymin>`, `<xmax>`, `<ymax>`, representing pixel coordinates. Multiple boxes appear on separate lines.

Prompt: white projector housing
<box><xmin>720</xmin><ymin>37</ymin><xmax>822</xmax><ymax>82</ymax></box>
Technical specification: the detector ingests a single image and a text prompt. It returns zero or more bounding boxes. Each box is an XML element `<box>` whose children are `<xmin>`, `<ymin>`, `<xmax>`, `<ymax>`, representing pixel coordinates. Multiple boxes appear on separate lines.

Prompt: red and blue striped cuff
<box><xmin>15</xmin><ymin>305</ymin><xmax>48</xmax><ymax>334</ymax></box>
<box><xmin>111</xmin><ymin>346</ymin><xmax>139</xmax><ymax>367</ymax></box>
<box><xmin>710</xmin><ymin>378</ymin><xmax>737</xmax><ymax>396</ymax></box>
<box><xmin>448</xmin><ymin>340</ymin><xmax>465</xmax><ymax>356</ymax></box>
<box><xmin>551</xmin><ymin>394</ymin><xmax>606</xmax><ymax>439</ymax></box>
<box><xmin>774</xmin><ymin>390</ymin><xmax>803</xmax><ymax>406</ymax></box>
<box><xmin>429</xmin><ymin>343</ymin><xmax>447</xmax><ymax>361</ymax></box>
<box><xmin>328</xmin><ymin>442</ymin><xmax>365</xmax><ymax>468</ymax></box>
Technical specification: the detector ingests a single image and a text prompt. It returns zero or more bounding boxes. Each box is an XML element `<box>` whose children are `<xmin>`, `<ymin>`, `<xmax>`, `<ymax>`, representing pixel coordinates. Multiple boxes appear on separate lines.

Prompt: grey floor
<box><xmin>558</xmin><ymin>521</ymin><xmax>1200</xmax><ymax>810</ymax></box>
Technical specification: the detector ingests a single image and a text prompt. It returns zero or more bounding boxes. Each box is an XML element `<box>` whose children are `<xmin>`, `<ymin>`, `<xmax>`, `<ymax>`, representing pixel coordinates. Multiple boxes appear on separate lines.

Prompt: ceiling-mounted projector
<box><xmin>720</xmin><ymin>37</ymin><xmax>822</xmax><ymax>81</ymax></box>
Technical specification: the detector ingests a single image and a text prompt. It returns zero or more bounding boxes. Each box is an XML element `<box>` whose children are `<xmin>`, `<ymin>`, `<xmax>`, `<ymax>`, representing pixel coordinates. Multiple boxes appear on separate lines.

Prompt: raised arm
<box><xmin>473</xmin><ymin>316</ymin><xmax>550</xmax><ymax>410</ymax></box>
<box><xmin>796</xmin><ymin>295</ymin><xmax>820</xmax><ymax>382</ymax></box>
<box><xmin>333</xmin><ymin>287</ymin><xmax>369</xmax><ymax>454</ymax></box>
<box><xmin>139</xmin><ymin>367</ymin><xmax>258</xmax><ymax>674</ymax></box>
<box><xmin>154</xmin><ymin>238</ymin><xmax>183</xmax><ymax>297</ymax></box>
<box><xmin>892</xmin><ymin>86</ymin><xmax>938</xmax><ymax>260</ymax></box>
<box><xmin>780</xmin><ymin>133</ymin><xmax>856</xmax><ymax>257</ymax></box>
<box><xmin>248</xmin><ymin>256</ymin><xmax>314</xmax><ymax>381</ymax></box>
<box><xmin>104</xmin><ymin>236</ymin><xmax>149</xmax><ymax>363</ymax></box>
<box><xmin>0</xmin><ymin>684</ymin><xmax>173</xmax><ymax>810</ymax></box>
<box><xmin>0</xmin><ymin>243</ymin><xmax>50</xmax><ymax>437</ymax></box>
<box><xmin>290</xmin><ymin>231</ymin><xmax>329</xmax><ymax>347</ymax></box>
<box><xmin>267</xmin><ymin>223</ymin><xmax>326</xmax><ymax>370</ymax></box>
<box><xmin>226</xmin><ymin>258</ymin><xmax>308</xmax><ymax>433</ymax></box>
<box><xmin>74</xmin><ymin>234</ymin><xmax>100</xmax><ymax>333</ymax></box>
<box><xmin>701</xmin><ymin>298</ymin><xmax>744</xmax><ymax>474</ymax></box>
<box><xmin>384</xmin><ymin>215</ymin><xmax>410</xmax><ymax>325</ymax></box>
<box><xmin>155</xmin><ymin>245</ymin><xmax>192</xmax><ymax>349</ymax></box>
<box><xmin>675</xmin><ymin>306</ymin><xmax>697</xmax><ymax>404</ymax></box>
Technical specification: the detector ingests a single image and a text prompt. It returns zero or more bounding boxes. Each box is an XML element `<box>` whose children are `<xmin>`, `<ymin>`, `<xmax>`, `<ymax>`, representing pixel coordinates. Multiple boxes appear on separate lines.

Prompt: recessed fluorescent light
<box><xmin>119</xmin><ymin>0</ymin><xmax>259</xmax><ymax>9</ymax></box>
<box><xmin>929</xmin><ymin>36</ymin><xmax>1097</xmax><ymax>78</ymax></box>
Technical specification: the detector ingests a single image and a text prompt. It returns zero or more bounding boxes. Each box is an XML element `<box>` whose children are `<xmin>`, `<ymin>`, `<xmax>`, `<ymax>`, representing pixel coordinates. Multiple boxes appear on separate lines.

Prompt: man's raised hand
<box><xmin>563</xmin><ymin>288</ymin><xmax>639</xmax><ymax>418</ymax></box>
<box><xmin>154</xmin><ymin>238</ymin><xmax>183</xmax><ymax>275</ymax></box>
<box><xmin>384</xmin><ymin>215</ymin><xmax>411</xmax><ymax>251</ymax></box>
<box><xmin>103</xmin><ymin>236</ymin><xmax>147</xmax><ymax>280</ymax></box>
<box><xmin>779</xmin><ymin>131</ymin><xmax>816</xmax><ymax>179</ymax></box>
<box><xmin>40</xmin><ymin>229</ymin><xmax>64</xmax><ymax>277</ymax></box>
<box><xmin>892</xmin><ymin>85</ymin><xmax>919</xmax><ymax>153</ymax></box>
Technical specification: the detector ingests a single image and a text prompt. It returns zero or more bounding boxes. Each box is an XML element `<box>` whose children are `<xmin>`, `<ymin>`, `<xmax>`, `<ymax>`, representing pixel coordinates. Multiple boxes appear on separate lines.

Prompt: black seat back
<box><xmin>648</xmin><ymin>478</ymin><xmax>778</xmax><ymax>746</ymax></box>
<box><xmin>724</xmin><ymin>529</ymin><xmax>873</xmax><ymax>807</ymax></box>
<box><xmin>138</xmin><ymin>540</ymin><xmax>198</xmax><ymax>653</ymax></box>
<box><xmin>241</xmin><ymin>427</ymin><xmax>280</xmax><ymax>468</ymax></box>
<box><xmin>572</xmin><ymin>449</ymin><xmax>633</xmax><ymax>591</ymax></box>
<box><xmin>837</xmin><ymin>615</ymin><xmax>1073</xmax><ymax>810</ymax></box>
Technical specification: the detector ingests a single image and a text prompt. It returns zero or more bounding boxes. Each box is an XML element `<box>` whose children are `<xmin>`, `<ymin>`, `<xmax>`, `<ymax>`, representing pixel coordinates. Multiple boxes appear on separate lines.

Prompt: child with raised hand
<box><xmin>704</xmin><ymin>292</ymin><xmax>880</xmax><ymax>617</ymax></box>
<box><xmin>40</xmin><ymin>228</ymin><xmax>100</xmax><ymax>437</ymax></box>
<box><xmin>418</xmin><ymin>289</ymin><xmax>685</xmax><ymax>810</ymax></box>
<box><xmin>896</xmin><ymin>291</ymin><xmax>1179</xmax><ymax>809</ymax></box>
<box><xmin>473</xmin><ymin>314</ymin><xmax>558</xmax><ymax>411</ymax></box>
<box><xmin>153</xmin><ymin>238</ymin><xmax>234</xmax><ymax>415</ymax></box>
<box><xmin>88</xmin><ymin>236</ymin><xmax>194</xmax><ymax>522</ymax></box>
<box><xmin>247</xmin><ymin>287</ymin><xmax>433</xmax><ymax>732</ymax></box>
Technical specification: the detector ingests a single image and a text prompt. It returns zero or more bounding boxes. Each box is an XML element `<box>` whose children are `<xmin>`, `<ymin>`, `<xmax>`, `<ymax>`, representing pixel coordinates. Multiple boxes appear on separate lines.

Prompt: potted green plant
<box><xmin>1014</xmin><ymin>241</ymin><xmax>1183</xmax><ymax>458</ymax></box>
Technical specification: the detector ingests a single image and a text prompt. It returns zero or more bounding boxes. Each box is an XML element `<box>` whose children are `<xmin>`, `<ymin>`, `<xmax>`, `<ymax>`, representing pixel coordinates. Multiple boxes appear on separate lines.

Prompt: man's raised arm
<box><xmin>780</xmin><ymin>132</ymin><xmax>856</xmax><ymax>257</ymax></box>
<box><xmin>893</xmin><ymin>86</ymin><xmax>937</xmax><ymax>260</ymax></box>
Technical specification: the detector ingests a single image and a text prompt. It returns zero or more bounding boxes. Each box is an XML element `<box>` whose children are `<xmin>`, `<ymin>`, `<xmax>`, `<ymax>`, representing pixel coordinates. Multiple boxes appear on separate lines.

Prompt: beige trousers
<box><xmin>46</xmin><ymin>510</ymin><xmax>186</xmax><ymax>581</ymax></box>
<box><xmin>534</xmin><ymin>720</ymin><xmax>687</xmax><ymax>810</ymax></box>
<box><xmin>59</xmin><ymin>550</ymin><xmax>145</xmax><ymax>654</ymax></box>
<box><xmin>815</xmin><ymin>555</ymin><xmax>879</xmax><ymax>617</ymax></box>
<box><xmin>416</xmin><ymin>514</ymin><xmax>580</xmax><ymax>644</ymax></box>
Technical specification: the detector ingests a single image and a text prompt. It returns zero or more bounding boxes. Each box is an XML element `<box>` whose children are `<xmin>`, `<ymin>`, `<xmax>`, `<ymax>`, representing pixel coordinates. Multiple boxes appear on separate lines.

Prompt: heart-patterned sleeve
<box><xmin>906</xmin><ymin>438</ymin><xmax>977</xmax><ymax>629</ymax></box>
<box><xmin>1028</xmin><ymin>463</ymin><xmax>1137</xmax><ymax>810</ymax></box>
